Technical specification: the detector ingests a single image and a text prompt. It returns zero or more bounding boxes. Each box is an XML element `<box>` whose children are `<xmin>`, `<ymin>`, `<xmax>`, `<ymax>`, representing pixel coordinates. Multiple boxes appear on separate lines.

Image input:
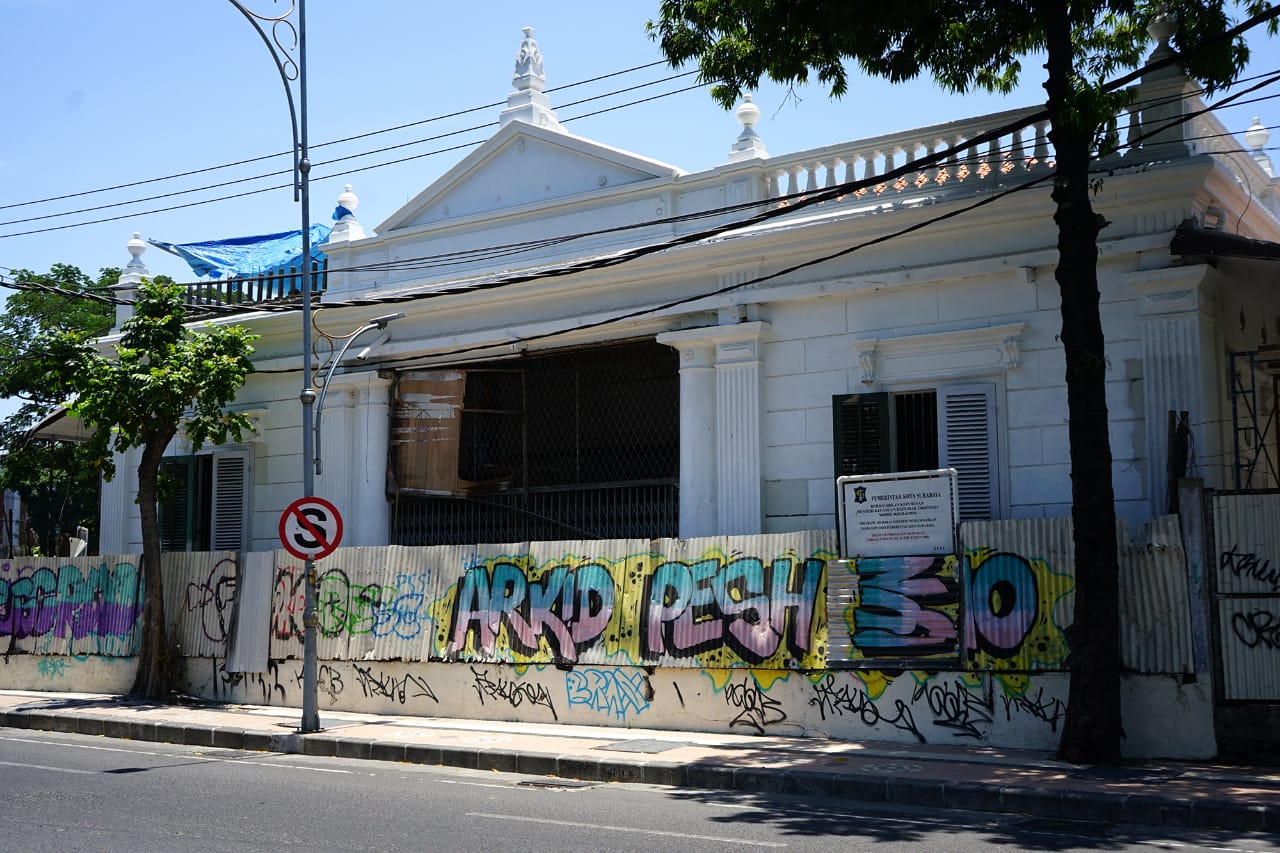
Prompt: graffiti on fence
<box><xmin>434</xmin><ymin>546</ymin><xmax>829</xmax><ymax>670</ymax></box>
<box><xmin>963</xmin><ymin>548</ymin><xmax>1072</xmax><ymax>671</ymax></box>
<box><xmin>564</xmin><ymin>669</ymin><xmax>651</xmax><ymax>720</ymax></box>
<box><xmin>1219</xmin><ymin>545</ymin><xmax>1280</xmax><ymax>593</ymax></box>
<box><xmin>0</xmin><ymin>560</ymin><xmax>141</xmax><ymax>655</ymax></box>
<box><xmin>1231</xmin><ymin>609</ymin><xmax>1280</xmax><ymax>651</ymax></box>
<box><xmin>184</xmin><ymin>558</ymin><xmax>237</xmax><ymax>644</ymax></box>
<box><xmin>642</xmin><ymin>553</ymin><xmax>826</xmax><ymax>667</ymax></box>
<box><xmin>445</xmin><ymin>559</ymin><xmax>617</xmax><ymax>663</ymax></box>
<box><xmin>844</xmin><ymin>555</ymin><xmax>959</xmax><ymax>659</ymax></box>
<box><xmin>273</xmin><ymin>566</ymin><xmax>435</xmax><ymax>642</ymax></box>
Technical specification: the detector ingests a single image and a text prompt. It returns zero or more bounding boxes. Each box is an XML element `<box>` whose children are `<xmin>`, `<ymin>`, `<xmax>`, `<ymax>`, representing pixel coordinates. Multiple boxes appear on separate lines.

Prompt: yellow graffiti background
<box><xmin>964</xmin><ymin>546</ymin><xmax>1074</xmax><ymax>682</ymax></box>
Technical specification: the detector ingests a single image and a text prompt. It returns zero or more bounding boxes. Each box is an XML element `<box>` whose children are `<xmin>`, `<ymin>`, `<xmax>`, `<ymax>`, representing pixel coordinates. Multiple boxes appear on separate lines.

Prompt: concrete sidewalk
<box><xmin>2</xmin><ymin>689</ymin><xmax>1277</xmax><ymax>835</ymax></box>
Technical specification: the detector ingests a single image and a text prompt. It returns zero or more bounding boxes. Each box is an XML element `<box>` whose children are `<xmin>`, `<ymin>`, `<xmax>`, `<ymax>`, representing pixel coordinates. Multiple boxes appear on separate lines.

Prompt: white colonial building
<box><xmin>95</xmin><ymin>27</ymin><xmax>1280</xmax><ymax>558</ymax></box>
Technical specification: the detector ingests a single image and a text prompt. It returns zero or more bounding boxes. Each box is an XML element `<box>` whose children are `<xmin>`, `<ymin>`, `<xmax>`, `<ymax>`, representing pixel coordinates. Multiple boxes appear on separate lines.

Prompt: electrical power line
<box><xmin>0</xmin><ymin>59</ymin><xmax>670</xmax><ymax>213</ymax></box>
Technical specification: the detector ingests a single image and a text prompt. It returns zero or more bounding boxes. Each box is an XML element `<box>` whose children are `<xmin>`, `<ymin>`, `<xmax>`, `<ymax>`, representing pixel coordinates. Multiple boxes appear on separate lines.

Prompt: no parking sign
<box><xmin>278</xmin><ymin>497</ymin><xmax>343</xmax><ymax>561</ymax></box>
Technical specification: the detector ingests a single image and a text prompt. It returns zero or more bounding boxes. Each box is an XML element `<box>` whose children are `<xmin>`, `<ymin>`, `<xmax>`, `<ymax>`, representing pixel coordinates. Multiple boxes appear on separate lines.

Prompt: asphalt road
<box><xmin>0</xmin><ymin>727</ymin><xmax>1276</xmax><ymax>852</ymax></box>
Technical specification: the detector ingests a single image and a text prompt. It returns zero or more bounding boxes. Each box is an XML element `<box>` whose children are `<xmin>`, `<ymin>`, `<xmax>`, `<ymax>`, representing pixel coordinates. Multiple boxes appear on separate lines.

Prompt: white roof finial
<box><xmin>126</xmin><ymin>232</ymin><xmax>147</xmax><ymax>270</ymax></box>
<box><xmin>513</xmin><ymin>26</ymin><xmax>545</xmax><ymax>89</ymax></box>
<box><xmin>499</xmin><ymin>27</ymin><xmax>563</xmax><ymax>131</ymax></box>
<box><xmin>727</xmin><ymin>94</ymin><xmax>768</xmax><ymax>163</ymax></box>
<box><xmin>1246</xmin><ymin>117</ymin><xmax>1274</xmax><ymax>177</ymax></box>
<box><xmin>328</xmin><ymin>183</ymin><xmax>368</xmax><ymax>242</ymax></box>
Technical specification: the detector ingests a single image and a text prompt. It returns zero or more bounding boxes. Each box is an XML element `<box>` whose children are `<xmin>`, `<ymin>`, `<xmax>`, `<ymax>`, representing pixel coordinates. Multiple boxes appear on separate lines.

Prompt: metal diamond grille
<box><xmin>392</xmin><ymin>340</ymin><xmax>679</xmax><ymax>545</ymax></box>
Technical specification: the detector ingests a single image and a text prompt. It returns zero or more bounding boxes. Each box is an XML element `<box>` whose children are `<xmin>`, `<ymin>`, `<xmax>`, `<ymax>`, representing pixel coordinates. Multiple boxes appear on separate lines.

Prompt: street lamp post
<box><xmin>227</xmin><ymin>0</ymin><xmax>321</xmax><ymax>732</ymax></box>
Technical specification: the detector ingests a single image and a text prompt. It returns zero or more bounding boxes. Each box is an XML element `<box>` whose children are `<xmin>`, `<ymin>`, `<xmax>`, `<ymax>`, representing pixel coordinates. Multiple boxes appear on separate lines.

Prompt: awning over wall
<box><xmin>1171</xmin><ymin>218</ymin><xmax>1280</xmax><ymax>262</ymax></box>
<box><xmin>149</xmin><ymin>224</ymin><xmax>331</xmax><ymax>279</ymax></box>
<box><xmin>28</xmin><ymin>407</ymin><xmax>95</xmax><ymax>442</ymax></box>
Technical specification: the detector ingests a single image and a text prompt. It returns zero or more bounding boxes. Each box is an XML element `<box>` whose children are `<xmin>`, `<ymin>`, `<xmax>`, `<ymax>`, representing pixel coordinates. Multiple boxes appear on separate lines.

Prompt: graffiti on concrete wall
<box><xmin>0</xmin><ymin>560</ymin><xmax>141</xmax><ymax>656</ymax></box>
<box><xmin>565</xmin><ymin>669</ymin><xmax>651</xmax><ymax>721</ymax></box>
<box><xmin>842</xmin><ymin>555</ymin><xmax>959</xmax><ymax>660</ymax></box>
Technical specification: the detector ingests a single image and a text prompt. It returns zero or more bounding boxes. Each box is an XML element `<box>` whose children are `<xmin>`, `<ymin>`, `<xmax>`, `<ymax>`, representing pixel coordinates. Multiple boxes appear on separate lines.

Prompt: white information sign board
<box><xmin>837</xmin><ymin>469</ymin><xmax>959</xmax><ymax>558</ymax></box>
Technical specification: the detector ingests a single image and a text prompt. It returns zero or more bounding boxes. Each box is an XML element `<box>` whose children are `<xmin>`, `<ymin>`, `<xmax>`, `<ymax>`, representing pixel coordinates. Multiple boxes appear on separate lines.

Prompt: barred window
<box><xmin>391</xmin><ymin>340</ymin><xmax>679</xmax><ymax>544</ymax></box>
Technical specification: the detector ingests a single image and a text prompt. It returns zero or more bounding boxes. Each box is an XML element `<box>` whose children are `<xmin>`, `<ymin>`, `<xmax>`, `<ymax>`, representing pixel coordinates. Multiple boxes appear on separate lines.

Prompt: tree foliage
<box><xmin>0</xmin><ymin>264</ymin><xmax>117</xmax><ymax>555</ymax></box>
<box><xmin>651</xmin><ymin>0</ymin><xmax>1271</xmax><ymax>763</ymax></box>
<box><xmin>55</xmin><ymin>279</ymin><xmax>256</xmax><ymax>697</ymax></box>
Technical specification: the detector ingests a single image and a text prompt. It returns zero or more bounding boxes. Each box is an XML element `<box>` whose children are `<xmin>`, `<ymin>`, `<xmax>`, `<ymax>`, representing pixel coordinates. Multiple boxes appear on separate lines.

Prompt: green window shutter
<box><xmin>159</xmin><ymin>457</ymin><xmax>194</xmax><ymax>551</ymax></box>
<box><xmin>833</xmin><ymin>392</ymin><xmax>890</xmax><ymax>476</ymax></box>
<box><xmin>211</xmin><ymin>452</ymin><xmax>249</xmax><ymax>552</ymax></box>
<box><xmin>937</xmin><ymin>383</ymin><xmax>999</xmax><ymax>521</ymax></box>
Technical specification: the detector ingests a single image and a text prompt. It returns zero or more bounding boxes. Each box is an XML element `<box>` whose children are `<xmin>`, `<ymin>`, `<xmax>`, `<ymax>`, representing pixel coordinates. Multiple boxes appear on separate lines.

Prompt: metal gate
<box><xmin>1209</xmin><ymin>491</ymin><xmax>1280</xmax><ymax>700</ymax></box>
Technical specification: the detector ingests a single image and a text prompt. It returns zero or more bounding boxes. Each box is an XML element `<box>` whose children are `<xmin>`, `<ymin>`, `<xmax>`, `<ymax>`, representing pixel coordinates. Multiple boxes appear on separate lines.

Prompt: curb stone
<box><xmin>0</xmin><ymin>708</ymin><xmax>1276</xmax><ymax>834</ymax></box>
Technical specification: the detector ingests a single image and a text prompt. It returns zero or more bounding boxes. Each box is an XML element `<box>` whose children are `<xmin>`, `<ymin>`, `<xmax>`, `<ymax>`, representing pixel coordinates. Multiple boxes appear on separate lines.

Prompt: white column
<box><xmin>658</xmin><ymin>321</ymin><xmax>770</xmax><ymax>536</ymax></box>
<box><xmin>655</xmin><ymin>335</ymin><xmax>716</xmax><ymax>537</ymax></box>
<box><xmin>99</xmin><ymin>446</ymin><xmax>142</xmax><ymax>553</ymax></box>
<box><xmin>314</xmin><ymin>372</ymin><xmax>393</xmax><ymax>546</ymax></box>
<box><xmin>1133</xmin><ymin>266</ymin><xmax>1217</xmax><ymax>516</ymax></box>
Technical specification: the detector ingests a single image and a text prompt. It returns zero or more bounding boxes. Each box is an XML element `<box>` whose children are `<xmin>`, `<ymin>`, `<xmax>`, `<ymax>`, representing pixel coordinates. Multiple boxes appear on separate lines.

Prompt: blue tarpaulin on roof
<box><xmin>149</xmin><ymin>224</ymin><xmax>332</xmax><ymax>279</ymax></box>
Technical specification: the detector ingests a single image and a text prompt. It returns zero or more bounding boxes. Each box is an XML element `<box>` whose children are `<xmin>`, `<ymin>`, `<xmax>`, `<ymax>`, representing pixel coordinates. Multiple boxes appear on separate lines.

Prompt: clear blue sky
<box><xmin>3</xmin><ymin>1</ymin><xmax>1279</xmax><ymax>418</ymax></box>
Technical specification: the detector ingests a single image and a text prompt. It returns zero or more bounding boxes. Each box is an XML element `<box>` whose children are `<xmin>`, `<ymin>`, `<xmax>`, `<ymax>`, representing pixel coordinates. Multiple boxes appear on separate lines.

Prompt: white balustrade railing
<box><xmin>756</xmin><ymin>105</ymin><xmax>1056</xmax><ymax>202</ymax></box>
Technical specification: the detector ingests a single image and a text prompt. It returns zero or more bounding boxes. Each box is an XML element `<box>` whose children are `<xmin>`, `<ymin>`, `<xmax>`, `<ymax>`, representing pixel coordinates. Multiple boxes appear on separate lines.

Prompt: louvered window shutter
<box><xmin>211</xmin><ymin>452</ymin><xmax>249</xmax><ymax>552</ymax></box>
<box><xmin>159</xmin><ymin>458</ymin><xmax>193</xmax><ymax>551</ymax></box>
<box><xmin>832</xmin><ymin>393</ymin><xmax>890</xmax><ymax>476</ymax></box>
<box><xmin>937</xmin><ymin>384</ymin><xmax>998</xmax><ymax>521</ymax></box>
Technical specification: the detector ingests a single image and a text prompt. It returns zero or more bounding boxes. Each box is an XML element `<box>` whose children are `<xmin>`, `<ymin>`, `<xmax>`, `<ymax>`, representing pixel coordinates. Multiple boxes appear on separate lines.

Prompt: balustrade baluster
<box><xmin>826</xmin><ymin>157</ymin><xmax>844</xmax><ymax>189</ymax></box>
<box><xmin>1010</xmin><ymin>126</ymin><xmax>1028</xmax><ymax>173</ymax></box>
<box><xmin>1126</xmin><ymin>107</ymin><xmax>1142</xmax><ymax>156</ymax></box>
<box><xmin>788</xmin><ymin>164</ymin><xmax>806</xmax><ymax>196</ymax></box>
<box><xmin>1033</xmin><ymin>120</ymin><xmax>1051</xmax><ymax>167</ymax></box>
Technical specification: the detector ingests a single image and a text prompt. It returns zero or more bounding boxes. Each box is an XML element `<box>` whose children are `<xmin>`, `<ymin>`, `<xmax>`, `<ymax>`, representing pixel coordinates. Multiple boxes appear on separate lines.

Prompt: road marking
<box><xmin>0</xmin><ymin>759</ymin><xmax>94</xmax><ymax>775</ymax></box>
<box><xmin>466</xmin><ymin>813</ymin><xmax>786</xmax><ymax>847</ymax></box>
<box><xmin>0</xmin><ymin>734</ymin><xmax>350</xmax><ymax>773</ymax></box>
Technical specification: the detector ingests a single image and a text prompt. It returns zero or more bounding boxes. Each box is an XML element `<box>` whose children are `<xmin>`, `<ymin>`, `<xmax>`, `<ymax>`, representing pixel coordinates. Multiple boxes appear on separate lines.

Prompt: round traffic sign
<box><xmin>278</xmin><ymin>497</ymin><xmax>344</xmax><ymax>560</ymax></box>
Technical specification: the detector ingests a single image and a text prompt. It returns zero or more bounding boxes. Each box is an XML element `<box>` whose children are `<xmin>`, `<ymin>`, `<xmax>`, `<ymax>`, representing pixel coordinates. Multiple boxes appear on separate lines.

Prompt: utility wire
<box><xmin>8</xmin><ymin>12</ymin><xmax>1280</xmax><ymax>327</ymax></box>
<box><xmin>0</xmin><ymin>71</ymin><xmax>702</xmax><ymax>229</ymax></box>
<box><xmin>0</xmin><ymin>60</ymin><xmax>668</xmax><ymax>213</ymax></box>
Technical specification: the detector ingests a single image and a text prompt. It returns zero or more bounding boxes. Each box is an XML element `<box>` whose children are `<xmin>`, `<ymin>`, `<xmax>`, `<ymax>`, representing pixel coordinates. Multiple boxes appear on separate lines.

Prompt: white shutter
<box><xmin>211</xmin><ymin>452</ymin><xmax>249</xmax><ymax>551</ymax></box>
<box><xmin>937</xmin><ymin>383</ymin><xmax>998</xmax><ymax>521</ymax></box>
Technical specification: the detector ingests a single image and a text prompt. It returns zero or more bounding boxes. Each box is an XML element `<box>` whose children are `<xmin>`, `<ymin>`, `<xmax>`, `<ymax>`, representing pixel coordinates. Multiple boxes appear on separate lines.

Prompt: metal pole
<box><xmin>295</xmin><ymin>0</ymin><xmax>321</xmax><ymax>734</ymax></box>
<box><xmin>225</xmin><ymin>0</ymin><xmax>319</xmax><ymax>732</ymax></box>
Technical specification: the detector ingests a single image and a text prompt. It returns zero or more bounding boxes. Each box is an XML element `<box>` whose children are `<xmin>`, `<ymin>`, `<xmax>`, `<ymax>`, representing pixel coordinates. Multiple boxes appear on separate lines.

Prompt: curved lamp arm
<box><xmin>313</xmin><ymin>312</ymin><xmax>404</xmax><ymax>475</ymax></box>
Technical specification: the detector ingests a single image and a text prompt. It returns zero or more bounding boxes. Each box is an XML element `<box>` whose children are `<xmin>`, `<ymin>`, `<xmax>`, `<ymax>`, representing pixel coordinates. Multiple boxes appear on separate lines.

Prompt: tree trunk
<box><xmin>128</xmin><ymin>433</ymin><xmax>176</xmax><ymax>699</ymax></box>
<box><xmin>1043</xmin><ymin>4</ymin><xmax>1124</xmax><ymax>764</ymax></box>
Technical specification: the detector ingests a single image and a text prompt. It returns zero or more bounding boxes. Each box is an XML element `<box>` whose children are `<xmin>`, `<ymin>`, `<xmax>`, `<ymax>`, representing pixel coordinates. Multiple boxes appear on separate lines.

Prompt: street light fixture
<box><xmin>313</xmin><ymin>313</ymin><xmax>404</xmax><ymax>475</ymax></box>
<box><xmin>226</xmin><ymin>0</ymin><xmax>322</xmax><ymax>732</ymax></box>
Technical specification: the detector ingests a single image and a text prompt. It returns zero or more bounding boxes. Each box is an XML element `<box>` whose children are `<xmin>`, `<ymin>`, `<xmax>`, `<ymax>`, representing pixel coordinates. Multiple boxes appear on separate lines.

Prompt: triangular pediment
<box><xmin>376</xmin><ymin>121</ymin><xmax>684</xmax><ymax>233</ymax></box>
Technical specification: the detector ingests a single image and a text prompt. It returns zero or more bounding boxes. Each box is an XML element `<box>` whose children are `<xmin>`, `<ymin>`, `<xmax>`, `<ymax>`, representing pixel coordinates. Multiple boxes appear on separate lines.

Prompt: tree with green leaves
<box><xmin>0</xmin><ymin>264</ymin><xmax>117</xmax><ymax>555</ymax></box>
<box><xmin>52</xmin><ymin>278</ymin><xmax>256</xmax><ymax>697</ymax></box>
<box><xmin>651</xmin><ymin>0</ymin><xmax>1274</xmax><ymax>763</ymax></box>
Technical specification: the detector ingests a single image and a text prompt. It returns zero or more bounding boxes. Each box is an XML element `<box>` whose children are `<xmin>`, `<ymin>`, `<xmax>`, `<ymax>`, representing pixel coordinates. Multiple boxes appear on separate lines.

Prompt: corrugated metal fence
<box><xmin>1210</xmin><ymin>492</ymin><xmax>1280</xmax><ymax>700</ymax></box>
<box><xmin>4</xmin><ymin>518</ymin><xmax>1202</xmax><ymax>679</ymax></box>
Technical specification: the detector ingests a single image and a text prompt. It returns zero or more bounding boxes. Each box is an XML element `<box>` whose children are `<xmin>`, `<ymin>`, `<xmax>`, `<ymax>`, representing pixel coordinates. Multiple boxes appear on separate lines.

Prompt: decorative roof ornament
<box><xmin>1144</xmin><ymin>5</ymin><xmax>1182</xmax><ymax>81</ymax></box>
<box><xmin>329</xmin><ymin>184</ymin><xmax>367</xmax><ymax>242</ymax></box>
<box><xmin>125</xmin><ymin>232</ymin><xmax>148</xmax><ymax>272</ymax></box>
<box><xmin>727</xmin><ymin>94</ymin><xmax>768</xmax><ymax>163</ymax></box>
<box><xmin>110</xmin><ymin>232</ymin><xmax>150</xmax><ymax>328</ymax></box>
<box><xmin>1246</xmin><ymin>117</ymin><xmax>1274</xmax><ymax>177</ymax></box>
<box><xmin>513</xmin><ymin>26</ymin><xmax>545</xmax><ymax>83</ymax></box>
<box><xmin>499</xmin><ymin>27</ymin><xmax>563</xmax><ymax>131</ymax></box>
